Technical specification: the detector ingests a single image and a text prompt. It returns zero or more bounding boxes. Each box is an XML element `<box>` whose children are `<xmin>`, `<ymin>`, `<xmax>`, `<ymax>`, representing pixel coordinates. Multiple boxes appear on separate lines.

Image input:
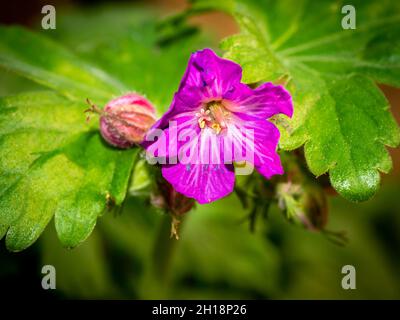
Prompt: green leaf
<box><xmin>220</xmin><ymin>33</ymin><xmax>286</xmax><ymax>83</ymax></box>
<box><xmin>0</xmin><ymin>7</ymin><xmax>210</xmax><ymax>250</ymax></box>
<box><xmin>185</xmin><ymin>0</ymin><xmax>400</xmax><ymax>201</ymax></box>
<box><xmin>0</xmin><ymin>26</ymin><xmax>126</xmax><ymax>104</ymax></box>
<box><xmin>0</xmin><ymin>91</ymin><xmax>138</xmax><ymax>251</ymax></box>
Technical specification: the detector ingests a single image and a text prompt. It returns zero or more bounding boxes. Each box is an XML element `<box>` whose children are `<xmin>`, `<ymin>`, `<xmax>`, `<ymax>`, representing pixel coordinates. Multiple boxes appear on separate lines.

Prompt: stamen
<box><xmin>196</xmin><ymin>101</ymin><xmax>230</xmax><ymax>133</ymax></box>
<box><xmin>212</xmin><ymin>123</ymin><xmax>222</xmax><ymax>134</ymax></box>
<box><xmin>198</xmin><ymin>119</ymin><xmax>206</xmax><ymax>129</ymax></box>
<box><xmin>208</xmin><ymin>101</ymin><xmax>227</xmax><ymax>129</ymax></box>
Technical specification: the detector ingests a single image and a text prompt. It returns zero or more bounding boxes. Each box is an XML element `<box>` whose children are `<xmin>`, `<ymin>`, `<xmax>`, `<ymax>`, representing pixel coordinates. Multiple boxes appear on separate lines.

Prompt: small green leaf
<box><xmin>186</xmin><ymin>0</ymin><xmax>400</xmax><ymax>201</ymax></box>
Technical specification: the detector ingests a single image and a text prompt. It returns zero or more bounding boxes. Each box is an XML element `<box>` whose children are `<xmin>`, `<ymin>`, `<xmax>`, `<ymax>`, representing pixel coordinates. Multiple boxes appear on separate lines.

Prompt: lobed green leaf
<box><xmin>186</xmin><ymin>0</ymin><xmax>400</xmax><ymax>201</ymax></box>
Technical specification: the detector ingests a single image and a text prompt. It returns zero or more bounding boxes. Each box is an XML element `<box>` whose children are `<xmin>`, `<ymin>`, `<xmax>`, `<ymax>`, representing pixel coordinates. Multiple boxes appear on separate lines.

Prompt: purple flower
<box><xmin>144</xmin><ymin>48</ymin><xmax>293</xmax><ymax>204</ymax></box>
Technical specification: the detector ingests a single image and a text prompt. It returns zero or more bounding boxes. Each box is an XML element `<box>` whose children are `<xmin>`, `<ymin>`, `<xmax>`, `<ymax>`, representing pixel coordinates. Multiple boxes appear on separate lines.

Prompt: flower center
<box><xmin>196</xmin><ymin>100</ymin><xmax>230</xmax><ymax>134</ymax></box>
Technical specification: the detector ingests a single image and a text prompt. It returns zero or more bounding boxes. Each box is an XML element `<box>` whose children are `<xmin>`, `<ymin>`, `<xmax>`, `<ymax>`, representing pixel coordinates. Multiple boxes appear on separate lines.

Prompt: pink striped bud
<box><xmin>86</xmin><ymin>93</ymin><xmax>157</xmax><ymax>148</ymax></box>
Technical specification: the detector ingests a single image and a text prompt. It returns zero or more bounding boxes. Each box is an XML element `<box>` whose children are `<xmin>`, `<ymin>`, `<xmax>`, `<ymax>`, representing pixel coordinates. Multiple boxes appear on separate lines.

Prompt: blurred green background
<box><xmin>0</xmin><ymin>0</ymin><xmax>399</xmax><ymax>299</ymax></box>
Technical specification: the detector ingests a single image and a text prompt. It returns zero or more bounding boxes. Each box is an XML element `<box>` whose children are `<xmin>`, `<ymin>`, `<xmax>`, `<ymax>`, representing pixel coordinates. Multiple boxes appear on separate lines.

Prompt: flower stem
<box><xmin>151</xmin><ymin>213</ymin><xmax>180</xmax><ymax>283</ymax></box>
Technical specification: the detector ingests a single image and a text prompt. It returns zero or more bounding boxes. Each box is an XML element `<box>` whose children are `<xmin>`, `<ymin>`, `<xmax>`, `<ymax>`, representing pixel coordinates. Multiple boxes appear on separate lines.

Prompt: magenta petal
<box><xmin>255</xmin><ymin>151</ymin><xmax>284</xmax><ymax>178</ymax></box>
<box><xmin>251</xmin><ymin>121</ymin><xmax>284</xmax><ymax>178</ymax></box>
<box><xmin>225</xmin><ymin>82</ymin><xmax>293</xmax><ymax>119</ymax></box>
<box><xmin>180</xmin><ymin>48</ymin><xmax>243</xmax><ymax>98</ymax></box>
<box><xmin>162</xmin><ymin>163</ymin><xmax>235</xmax><ymax>204</ymax></box>
<box><xmin>226</xmin><ymin>116</ymin><xmax>284</xmax><ymax>178</ymax></box>
<box><xmin>147</xmin><ymin>49</ymin><xmax>245</xmax><ymax>132</ymax></box>
<box><xmin>148</xmin><ymin>88</ymin><xmax>203</xmax><ymax>134</ymax></box>
<box><xmin>144</xmin><ymin>113</ymin><xmax>199</xmax><ymax>159</ymax></box>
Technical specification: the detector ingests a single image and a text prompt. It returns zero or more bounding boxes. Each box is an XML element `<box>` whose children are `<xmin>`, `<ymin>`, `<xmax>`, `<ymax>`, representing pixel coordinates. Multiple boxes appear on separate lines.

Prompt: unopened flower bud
<box><xmin>151</xmin><ymin>178</ymin><xmax>195</xmax><ymax>217</ymax></box>
<box><xmin>277</xmin><ymin>181</ymin><xmax>328</xmax><ymax>231</ymax></box>
<box><xmin>86</xmin><ymin>93</ymin><xmax>156</xmax><ymax>148</ymax></box>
